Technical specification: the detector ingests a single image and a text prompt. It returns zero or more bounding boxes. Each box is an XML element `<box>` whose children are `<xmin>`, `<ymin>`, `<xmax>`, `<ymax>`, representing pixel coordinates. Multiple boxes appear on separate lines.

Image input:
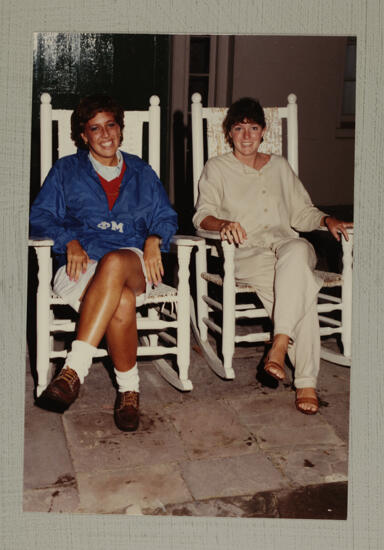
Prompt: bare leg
<box><xmin>105</xmin><ymin>287</ymin><xmax>138</xmax><ymax>371</ymax></box>
<box><xmin>77</xmin><ymin>250</ymin><xmax>145</xmax><ymax>368</ymax></box>
<box><xmin>40</xmin><ymin>250</ymin><xmax>145</xmax><ymax>417</ymax></box>
<box><xmin>79</xmin><ymin>250</ymin><xmax>145</xmax><ymax>432</ymax></box>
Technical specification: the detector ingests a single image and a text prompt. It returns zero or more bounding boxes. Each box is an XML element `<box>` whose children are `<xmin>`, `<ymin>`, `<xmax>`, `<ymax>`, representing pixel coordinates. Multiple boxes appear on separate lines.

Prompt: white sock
<box><xmin>64</xmin><ymin>339</ymin><xmax>97</xmax><ymax>383</ymax></box>
<box><xmin>114</xmin><ymin>364</ymin><xmax>140</xmax><ymax>393</ymax></box>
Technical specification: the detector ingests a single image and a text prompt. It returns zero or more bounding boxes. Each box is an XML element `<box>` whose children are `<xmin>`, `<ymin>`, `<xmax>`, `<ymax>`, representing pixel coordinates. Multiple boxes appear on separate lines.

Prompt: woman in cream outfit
<box><xmin>193</xmin><ymin>97</ymin><xmax>353</xmax><ymax>414</ymax></box>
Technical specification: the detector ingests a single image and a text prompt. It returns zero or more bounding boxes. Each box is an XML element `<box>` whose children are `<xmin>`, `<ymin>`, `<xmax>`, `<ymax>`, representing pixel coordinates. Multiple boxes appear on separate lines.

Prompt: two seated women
<box><xmin>30</xmin><ymin>94</ymin><xmax>352</xmax><ymax>430</ymax></box>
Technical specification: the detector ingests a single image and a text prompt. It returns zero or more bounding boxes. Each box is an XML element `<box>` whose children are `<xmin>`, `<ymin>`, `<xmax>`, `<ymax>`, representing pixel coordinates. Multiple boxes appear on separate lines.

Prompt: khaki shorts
<box><xmin>53</xmin><ymin>247</ymin><xmax>151</xmax><ymax>312</ymax></box>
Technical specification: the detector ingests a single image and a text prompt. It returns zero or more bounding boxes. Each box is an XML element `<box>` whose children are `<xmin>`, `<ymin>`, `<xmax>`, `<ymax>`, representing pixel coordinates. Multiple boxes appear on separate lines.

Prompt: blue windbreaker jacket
<box><xmin>29</xmin><ymin>149</ymin><xmax>178</xmax><ymax>268</ymax></box>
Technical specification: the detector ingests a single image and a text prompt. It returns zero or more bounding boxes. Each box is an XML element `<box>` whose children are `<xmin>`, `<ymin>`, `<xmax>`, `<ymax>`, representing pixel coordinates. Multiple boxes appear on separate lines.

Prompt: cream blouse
<box><xmin>193</xmin><ymin>153</ymin><xmax>326</xmax><ymax>250</ymax></box>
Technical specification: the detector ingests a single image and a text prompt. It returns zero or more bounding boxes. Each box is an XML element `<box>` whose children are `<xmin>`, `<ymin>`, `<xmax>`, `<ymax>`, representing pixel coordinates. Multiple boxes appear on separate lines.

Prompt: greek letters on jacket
<box><xmin>29</xmin><ymin>149</ymin><xmax>178</xmax><ymax>268</ymax></box>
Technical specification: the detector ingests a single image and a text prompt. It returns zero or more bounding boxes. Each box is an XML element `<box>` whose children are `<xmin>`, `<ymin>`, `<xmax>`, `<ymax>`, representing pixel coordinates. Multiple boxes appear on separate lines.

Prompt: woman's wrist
<box><xmin>200</xmin><ymin>216</ymin><xmax>232</xmax><ymax>232</ymax></box>
<box><xmin>322</xmin><ymin>216</ymin><xmax>331</xmax><ymax>228</ymax></box>
<box><xmin>145</xmin><ymin>235</ymin><xmax>162</xmax><ymax>247</ymax></box>
<box><xmin>66</xmin><ymin>239</ymin><xmax>82</xmax><ymax>250</ymax></box>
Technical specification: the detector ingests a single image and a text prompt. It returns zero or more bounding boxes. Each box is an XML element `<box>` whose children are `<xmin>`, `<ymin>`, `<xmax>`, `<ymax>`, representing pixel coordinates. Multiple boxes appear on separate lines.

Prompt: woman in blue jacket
<box><xmin>30</xmin><ymin>94</ymin><xmax>178</xmax><ymax>431</ymax></box>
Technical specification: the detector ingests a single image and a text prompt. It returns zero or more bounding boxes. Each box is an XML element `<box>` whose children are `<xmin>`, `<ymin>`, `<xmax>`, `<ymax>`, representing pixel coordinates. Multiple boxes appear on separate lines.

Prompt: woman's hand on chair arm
<box><xmin>200</xmin><ymin>216</ymin><xmax>247</xmax><ymax>245</ymax></box>
<box><xmin>66</xmin><ymin>239</ymin><xmax>91</xmax><ymax>281</ymax></box>
<box><xmin>144</xmin><ymin>235</ymin><xmax>163</xmax><ymax>286</ymax></box>
<box><xmin>321</xmin><ymin>216</ymin><xmax>354</xmax><ymax>242</ymax></box>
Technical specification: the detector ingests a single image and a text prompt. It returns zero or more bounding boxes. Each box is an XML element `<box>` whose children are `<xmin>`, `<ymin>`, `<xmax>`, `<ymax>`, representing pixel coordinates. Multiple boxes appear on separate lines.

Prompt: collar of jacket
<box><xmin>76</xmin><ymin>147</ymin><xmax>143</xmax><ymax>180</ymax></box>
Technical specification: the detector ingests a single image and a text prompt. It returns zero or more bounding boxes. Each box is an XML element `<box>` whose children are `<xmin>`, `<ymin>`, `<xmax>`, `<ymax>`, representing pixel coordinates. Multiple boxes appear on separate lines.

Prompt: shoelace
<box><xmin>60</xmin><ymin>367</ymin><xmax>79</xmax><ymax>387</ymax></box>
<box><xmin>119</xmin><ymin>391</ymin><xmax>139</xmax><ymax>409</ymax></box>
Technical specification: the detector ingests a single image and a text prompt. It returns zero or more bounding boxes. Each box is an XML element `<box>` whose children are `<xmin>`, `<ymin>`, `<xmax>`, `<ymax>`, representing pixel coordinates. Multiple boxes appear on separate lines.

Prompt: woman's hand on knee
<box><xmin>66</xmin><ymin>239</ymin><xmax>91</xmax><ymax>281</ymax></box>
<box><xmin>219</xmin><ymin>221</ymin><xmax>247</xmax><ymax>245</ymax></box>
<box><xmin>144</xmin><ymin>235</ymin><xmax>163</xmax><ymax>286</ymax></box>
<box><xmin>323</xmin><ymin>216</ymin><xmax>353</xmax><ymax>242</ymax></box>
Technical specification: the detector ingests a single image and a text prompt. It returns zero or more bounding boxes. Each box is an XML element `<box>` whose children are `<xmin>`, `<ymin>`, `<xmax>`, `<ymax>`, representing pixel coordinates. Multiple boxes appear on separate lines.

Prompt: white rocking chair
<box><xmin>29</xmin><ymin>93</ymin><xmax>201</xmax><ymax>397</ymax></box>
<box><xmin>191</xmin><ymin>92</ymin><xmax>353</xmax><ymax>381</ymax></box>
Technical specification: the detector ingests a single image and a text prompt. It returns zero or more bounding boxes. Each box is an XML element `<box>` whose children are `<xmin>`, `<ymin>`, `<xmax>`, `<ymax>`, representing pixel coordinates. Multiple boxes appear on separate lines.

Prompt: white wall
<box><xmin>230</xmin><ymin>36</ymin><xmax>355</xmax><ymax>207</ymax></box>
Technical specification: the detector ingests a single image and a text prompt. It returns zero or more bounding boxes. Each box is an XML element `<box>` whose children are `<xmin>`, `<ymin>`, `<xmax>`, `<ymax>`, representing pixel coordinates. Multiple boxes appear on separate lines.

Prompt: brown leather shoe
<box><xmin>114</xmin><ymin>391</ymin><xmax>140</xmax><ymax>431</ymax></box>
<box><xmin>39</xmin><ymin>367</ymin><xmax>80</xmax><ymax>412</ymax></box>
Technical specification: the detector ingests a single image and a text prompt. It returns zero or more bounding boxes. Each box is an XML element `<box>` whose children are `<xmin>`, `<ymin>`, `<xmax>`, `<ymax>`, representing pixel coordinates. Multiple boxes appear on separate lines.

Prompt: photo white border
<box><xmin>1</xmin><ymin>1</ymin><xmax>383</xmax><ymax>548</ymax></box>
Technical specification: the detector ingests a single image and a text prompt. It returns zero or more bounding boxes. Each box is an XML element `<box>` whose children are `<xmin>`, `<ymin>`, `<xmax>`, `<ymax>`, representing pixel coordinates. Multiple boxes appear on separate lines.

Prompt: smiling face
<box><xmin>229</xmin><ymin>119</ymin><xmax>266</xmax><ymax>163</ymax></box>
<box><xmin>81</xmin><ymin>111</ymin><xmax>121</xmax><ymax>166</ymax></box>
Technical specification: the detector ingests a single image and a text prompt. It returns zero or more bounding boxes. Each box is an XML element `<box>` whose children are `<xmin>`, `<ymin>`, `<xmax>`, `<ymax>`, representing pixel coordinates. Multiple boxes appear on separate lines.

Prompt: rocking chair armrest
<box><xmin>170</xmin><ymin>235</ymin><xmax>205</xmax><ymax>257</ymax></box>
<box><xmin>196</xmin><ymin>228</ymin><xmax>221</xmax><ymax>240</ymax></box>
<box><xmin>315</xmin><ymin>225</ymin><xmax>354</xmax><ymax>257</ymax></box>
<box><xmin>28</xmin><ymin>237</ymin><xmax>55</xmax><ymax>247</ymax></box>
<box><xmin>316</xmin><ymin>226</ymin><xmax>354</xmax><ymax>237</ymax></box>
<box><xmin>195</xmin><ymin>229</ymin><xmax>241</xmax><ymax>250</ymax></box>
<box><xmin>29</xmin><ymin>237</ymin><xmax>54</xmax><ymax>283</ymax></box>
<box><xmin>171</xmin><ymin>234</ymin><xmax>205</xmax><ymax>247</ymax></box>
<box><xmin>195</xmin><ymin>228</ymin><xmax>237</xmax><ymax>259</ymax></box>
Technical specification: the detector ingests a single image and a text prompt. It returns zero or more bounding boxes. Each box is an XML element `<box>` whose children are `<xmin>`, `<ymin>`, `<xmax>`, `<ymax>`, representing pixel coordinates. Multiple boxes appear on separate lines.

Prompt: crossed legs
<box><xmin>40</xmin><ymin>250</ymin><xmax>146</xmax><ymax>427</ymax></box>
<box><xmin>77</xmin><ymin>249</ymin><xmax>146</xmax><ymax>371</ymax></box>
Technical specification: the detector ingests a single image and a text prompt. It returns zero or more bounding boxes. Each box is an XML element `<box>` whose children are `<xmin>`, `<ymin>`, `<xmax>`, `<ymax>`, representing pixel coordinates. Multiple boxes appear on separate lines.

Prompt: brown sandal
<box><xmin>295</xmin><ymin>391</ymin><xmax>319</xmax><ymax>415</ymax></box>
<box><xmin>264</xmin><ymin>357</ymin><xmax>285</xmax><ymax>381</ymax></box>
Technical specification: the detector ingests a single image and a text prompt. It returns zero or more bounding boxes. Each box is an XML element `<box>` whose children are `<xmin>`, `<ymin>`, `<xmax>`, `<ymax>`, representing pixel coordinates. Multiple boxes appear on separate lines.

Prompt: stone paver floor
<box><xmin>23</xmin><ymin>335</ymin><xmax>350</xmax><ymax>518</ymax></box>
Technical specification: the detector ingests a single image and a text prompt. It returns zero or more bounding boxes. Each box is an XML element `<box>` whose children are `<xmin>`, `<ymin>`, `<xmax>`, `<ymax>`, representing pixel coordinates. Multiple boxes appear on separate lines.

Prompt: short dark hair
<box><xmin>223</xmin><ymin>97</ymin><xmax>266</xmax><ymax>147</ymax></box>
<box><xmin>71</xmin><ymin>94</ymin><xmax>125</xmax><ymax>149</ymax></box>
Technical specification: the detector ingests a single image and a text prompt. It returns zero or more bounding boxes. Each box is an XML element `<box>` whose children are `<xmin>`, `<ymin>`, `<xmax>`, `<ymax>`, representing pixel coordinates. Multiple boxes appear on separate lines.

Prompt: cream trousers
<box><xmin>235</xmin><ymin>237</ymin><xmax>323</xmax><ymax>388</ymax></box>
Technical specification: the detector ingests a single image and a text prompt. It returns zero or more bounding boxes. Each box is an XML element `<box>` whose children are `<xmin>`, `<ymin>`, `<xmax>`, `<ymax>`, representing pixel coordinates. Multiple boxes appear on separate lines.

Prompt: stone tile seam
<box><xmin>61</xmin><ymin>412</ymin><xmax>91</xmax><ymax>482</ymax></box>
<box><xmin>259</xmin><ymin>451</ymin><xmax>298</xmax><ymax>489</ymax></box>
<box><xmin>170</xmin><ymin>459</ymin><xmax>201</xmax><ymax>503</ymax></box>
<box><xmin>71</xmin><ymin>460</ymin><xmax>188</xmax><ymax>482</ymax></box>
<box><xmin>23</xmin><ymin>475</ymin><xmax>78</xmax><ymax>492</ymax></box>
<box><xmin>218</xmin><ymin>395</ymin><xmax>265</xmax><ymax>453</ymax></box>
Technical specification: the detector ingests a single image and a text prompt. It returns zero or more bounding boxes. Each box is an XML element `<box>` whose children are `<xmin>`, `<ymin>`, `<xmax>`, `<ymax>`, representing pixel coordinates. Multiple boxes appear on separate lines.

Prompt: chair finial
<box><xmin>150</xmin><ymin>95</ymin><xmax>160</xmax><ymax>106</ymax></box>
<box><xmin>192</xmin><ymin>93</ymin><xmax>202</xmax><ymax>104</ymax></box>
<box><xmin>287</xmin><ymin>93</ymin><xmax>297</xmax><ymax>104</ymax></box>
<box><xmin>41</xmin><ymin>93</ymin><xmax>52</xmax><ymax>104</ymax></box>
